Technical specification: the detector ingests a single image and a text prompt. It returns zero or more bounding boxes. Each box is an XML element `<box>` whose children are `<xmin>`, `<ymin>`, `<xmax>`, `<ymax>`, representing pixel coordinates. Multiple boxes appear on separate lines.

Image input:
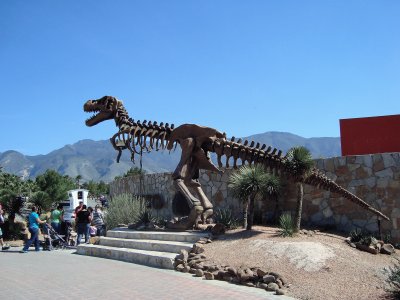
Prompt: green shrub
<box><xmin>349</xmin><ymin>228</ymin><xmax>367</xmax><ymax>243</ymax></box>
<box><xmin>278</xmin><ymin>214</ymin><xmax>294</xmax><ymax>237</ymax></box>
<box><xmin>386</xmin><ymin>260</ymin><xmax>400</xmax><ymax>299</ymax></box>
<box><xmin>214</xmin><ymin>208</ymin><xmax>240</xmax><ymax>229</ymax></box>
<box><xmin>104</xmin><ymin>194</ymin><xmax>142</xmax><ymax>230</ymax></box>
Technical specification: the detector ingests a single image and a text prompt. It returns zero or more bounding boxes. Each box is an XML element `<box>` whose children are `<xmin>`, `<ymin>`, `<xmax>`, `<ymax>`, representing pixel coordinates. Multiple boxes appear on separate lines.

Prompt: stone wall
<box><xmin>109</xmin><ymin>152</ymin><xmax>400</xmax><ymax>240</ymax></box>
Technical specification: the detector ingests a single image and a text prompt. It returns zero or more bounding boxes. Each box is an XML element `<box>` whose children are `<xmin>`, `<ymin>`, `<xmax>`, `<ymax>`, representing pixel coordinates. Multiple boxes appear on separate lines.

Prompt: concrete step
<box><xmin>99</xmin><ymin>237</ymin><xmax>194</xmax><ymax>253</ymax></box>
<box><xmin>76</xmin><ymin>244</ymin><xmax>177</xmax><ymax>269</ymax></box>
<box><xmin>107</xmin><ymin>228</ymin><xmax>209</xmax><ymax>243</ymax></box>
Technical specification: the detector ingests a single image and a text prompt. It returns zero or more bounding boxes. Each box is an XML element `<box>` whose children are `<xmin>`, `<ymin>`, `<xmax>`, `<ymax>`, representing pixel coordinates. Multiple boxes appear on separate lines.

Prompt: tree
<box><xmin>284</xmin><ymin>146</ymin><xmax>314</xmax><ymax>232</ymax></box>
<box><xmin>30</xmin><ymin>191</ymin><xmax>52</xmax><ymax>215</ymax></box>
<box><xmin>229</xmin><ymin>164</ymin><xmax>276</xmax><ymax>230</ymax></box>
<box><xmin>35</xmin><ymin>170</ymin><xmax>75</xmax><ymax>205</ymax></box>
<box><xmin>263</xmin><ymin>174</ymin><xmax>282</xmax><ymax>223</ymax></box>
<box><xmin>75</xmin><ymin>175</ymin><xmax>82</xmax><ymax>189</ymax></box>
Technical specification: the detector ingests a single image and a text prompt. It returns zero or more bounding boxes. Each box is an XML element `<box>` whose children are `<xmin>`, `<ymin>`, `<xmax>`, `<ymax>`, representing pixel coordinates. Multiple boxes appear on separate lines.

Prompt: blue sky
<box><xmin>1</xmin><ymin>1</ymin><xmax>399</xmax><ymax>155</ymax></box>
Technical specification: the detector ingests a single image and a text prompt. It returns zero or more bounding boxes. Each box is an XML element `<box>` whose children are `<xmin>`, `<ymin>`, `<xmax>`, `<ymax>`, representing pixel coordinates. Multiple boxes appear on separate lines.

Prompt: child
<box><xmin>0</xmin><ymin>204</ymin><xmax>10</xmax><ymax>251</ymax></box>
<box><xmin>89</xmin><ymin>225</ymin><xmax>97</xmax><ymax>237</ymax></box>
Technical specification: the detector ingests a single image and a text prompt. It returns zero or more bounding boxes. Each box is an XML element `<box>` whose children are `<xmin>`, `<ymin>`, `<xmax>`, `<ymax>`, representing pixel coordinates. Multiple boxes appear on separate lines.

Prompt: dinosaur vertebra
<box><xmin>84</xmin><ymin>96</ymin><xmax>389</xmax><ymax>229</ymax></box>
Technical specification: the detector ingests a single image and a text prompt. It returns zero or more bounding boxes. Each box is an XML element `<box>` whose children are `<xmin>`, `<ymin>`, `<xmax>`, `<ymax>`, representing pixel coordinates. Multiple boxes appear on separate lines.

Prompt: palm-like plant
<box><xmin>229</xmin><ymin>164</ymin><xmax>279</xmax><ymax>230</ymax></box>
<box><xmin>284</xmin><ymin>146</ymin><xmax>314</xmax><ymax>232</ymax></box>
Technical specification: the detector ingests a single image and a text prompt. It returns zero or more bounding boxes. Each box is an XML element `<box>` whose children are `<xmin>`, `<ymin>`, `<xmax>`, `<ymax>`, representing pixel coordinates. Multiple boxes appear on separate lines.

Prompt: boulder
<box><xmin>211</xmin><ymin>223</ymin><xmax>226</xmax><ymax>236</ymax></box>
<box><xmin>276</xmin><ymin>289</ymin><xmax>286</xmax><ymax>295</ymax></box>
<box><xmin>204</xmin><ymin>272</ymin><xmax>214</xmax><ymax>280</ymax></box>
<box><xmin>266</xmin><ymin>282</ymin><xmax>279</xmax><ymax>292</ymax></box>
<box><xmin>182</xmin><ymin>266</ymin><xmax>191</xmax><ymax>273</ymax></box>
<box><xmin>195</xmin><ymin>269</ymin><xmax>204</xmax><ymax>277</ymax></box>
<box><xmin>227</xmin><ymin>266</ymin><xmax>237</xmax><ymax>276</ymax></box>
<box><xmin>262</xmin><ymin>275</ymin><xmax>276</xmax><ymax>284</ymax></box>
<box><xmin>256</xmin><ymin>268</ymin><xmax>268</xmax><ymax>278</ymax></box>
<box><xmin>192</xmin><ymin>244</ymin><xmax>205</xmax><ymax>254</ymax></box>
<box><xmin>356</xmin><ymin>243</ymin><xmax>379</xmax><ymax>254</ymax></box>
<box><xmin>381</xmin><ymin>244</ymin><xmax>395</xmax><ymax>255</ymax></box>
<box><xmin>176</xmin><ymin>264</ymin><xmax>184</xmax><ymax>272</ymax></box>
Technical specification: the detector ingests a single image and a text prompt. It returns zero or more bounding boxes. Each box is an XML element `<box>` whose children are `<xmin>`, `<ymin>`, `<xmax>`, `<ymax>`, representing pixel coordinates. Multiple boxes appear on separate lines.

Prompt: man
<box><xmin>76</xmin><ymin>205</ymin><xmax>92</xmax><ymax>245</ymax></box>
<box><xmin>74</xmin><ymin>201</ymin><xmax>84</xmax><ymax>217</ymax></box>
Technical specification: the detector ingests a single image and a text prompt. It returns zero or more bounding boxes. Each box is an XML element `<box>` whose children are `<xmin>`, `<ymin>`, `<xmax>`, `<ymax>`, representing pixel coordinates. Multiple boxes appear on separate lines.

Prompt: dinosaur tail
<box><xmin>302</xmin><ymin>170</ymin><xmax>389</xmax><ymax>221</ymax></box>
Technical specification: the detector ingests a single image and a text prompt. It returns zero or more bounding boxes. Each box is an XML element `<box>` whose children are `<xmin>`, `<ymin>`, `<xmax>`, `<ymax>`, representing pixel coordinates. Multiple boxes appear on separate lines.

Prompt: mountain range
<box><xmin>0</xmin><ymin>131</ymin><xmax>341</xmax><ymax>182</ymax></box>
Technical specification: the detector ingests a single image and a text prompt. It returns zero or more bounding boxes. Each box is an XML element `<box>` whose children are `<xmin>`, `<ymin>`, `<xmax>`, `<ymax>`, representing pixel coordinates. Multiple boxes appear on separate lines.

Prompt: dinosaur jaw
<box><xmin>83</xmin><ymin>96</ymin><xmax>118</xmax><ymax>126</ymax></box>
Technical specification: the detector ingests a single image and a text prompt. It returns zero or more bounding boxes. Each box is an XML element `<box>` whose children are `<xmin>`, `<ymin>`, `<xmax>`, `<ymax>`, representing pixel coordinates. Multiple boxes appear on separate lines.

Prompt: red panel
<box><xmin>340</xmin><ymin>115</ymin><xmax>400</xmax><ymax>156</ymax></box>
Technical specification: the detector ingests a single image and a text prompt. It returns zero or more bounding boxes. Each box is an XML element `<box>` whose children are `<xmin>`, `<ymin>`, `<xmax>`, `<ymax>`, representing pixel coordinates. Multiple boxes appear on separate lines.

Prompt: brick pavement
<box><xmin>0</xmin><ymin>248</ymin><xmax>294</xmax><ymax>300</ymax></box>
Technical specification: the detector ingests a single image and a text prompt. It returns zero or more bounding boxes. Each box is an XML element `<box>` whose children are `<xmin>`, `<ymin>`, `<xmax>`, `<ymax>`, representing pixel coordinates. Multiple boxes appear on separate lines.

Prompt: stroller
<box><xmin>41</xmin><ymin>223</ymin><xmax>72</xmax><ymax>250</ymax></box>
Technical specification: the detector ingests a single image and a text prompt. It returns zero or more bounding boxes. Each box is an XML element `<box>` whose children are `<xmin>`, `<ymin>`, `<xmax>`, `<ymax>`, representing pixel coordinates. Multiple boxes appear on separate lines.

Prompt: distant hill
<box><xmin>0</xmin><ymin>132</ymin><xmax>341</xmax><ymax>182</ymax></box>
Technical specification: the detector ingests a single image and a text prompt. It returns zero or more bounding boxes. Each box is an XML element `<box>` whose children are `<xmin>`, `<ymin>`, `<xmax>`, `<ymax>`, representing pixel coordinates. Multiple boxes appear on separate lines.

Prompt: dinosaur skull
<box><xmin>84</xmin><ymin>96</ymin><xmax>121</xmax><ymax>126</ymax></box>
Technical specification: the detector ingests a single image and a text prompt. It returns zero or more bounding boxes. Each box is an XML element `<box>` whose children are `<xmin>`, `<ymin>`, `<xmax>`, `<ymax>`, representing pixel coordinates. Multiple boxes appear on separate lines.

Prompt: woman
<box><xmin>21</xmin><ymin>206</ymin><xmax>46</xmax><ymax>253</ymax></box>
<box><xmin>76</xmin><ymin>205</ymin><xmax>92</xmax><ymax>245</ymax></box>
<box><xmin>50</xmin><ymin>204</ymin><xmax>63</xmax><ymax>234</ymax></box>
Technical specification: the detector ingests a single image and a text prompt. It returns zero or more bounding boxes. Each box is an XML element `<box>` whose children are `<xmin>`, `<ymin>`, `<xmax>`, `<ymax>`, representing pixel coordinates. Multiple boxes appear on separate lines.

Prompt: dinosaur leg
<box><xmin>168</xmin><ymin>138</ymin><xmax>204</xmax><ymax>230</ymax></box>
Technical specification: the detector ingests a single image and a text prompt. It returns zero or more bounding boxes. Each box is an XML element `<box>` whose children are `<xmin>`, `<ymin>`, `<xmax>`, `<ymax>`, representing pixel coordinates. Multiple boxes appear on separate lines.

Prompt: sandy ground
<box><xmin>202</xmin><ymin>226</ymin><xmax>399</xmax><ymax>300</ymax></box>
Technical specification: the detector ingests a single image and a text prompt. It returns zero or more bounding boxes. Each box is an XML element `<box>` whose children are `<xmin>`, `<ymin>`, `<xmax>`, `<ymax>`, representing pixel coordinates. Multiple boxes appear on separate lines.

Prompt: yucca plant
<box><xmin>136</xmin><ymin>209</ymin><xmax>157</xmax><ymax>225</ymax></box>
<box><xmin>214</xmin><ymin>208</ymin><xmax>240</xmax><ymax>229</ymax></box>
<box><xmin>229</xmin><ymin>164</ymin><xmax>275</xmax><ymax>230</ymax></box>
<box><xmin>279</xmin><ymin>214</ymin><xmax>294</xmax><ymax>237</ymax></box>
<box><xmin>284</xmin><ymin>146</ymin><xmax>314</xmax><ymax>232</ymax></box>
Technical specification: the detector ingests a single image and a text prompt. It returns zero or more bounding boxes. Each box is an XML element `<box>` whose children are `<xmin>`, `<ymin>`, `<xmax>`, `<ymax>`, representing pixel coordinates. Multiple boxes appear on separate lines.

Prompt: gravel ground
<box><xmin>202</xmin><ymin>226</ymin><xmax>398</xmax><ymax>300</ymax></box>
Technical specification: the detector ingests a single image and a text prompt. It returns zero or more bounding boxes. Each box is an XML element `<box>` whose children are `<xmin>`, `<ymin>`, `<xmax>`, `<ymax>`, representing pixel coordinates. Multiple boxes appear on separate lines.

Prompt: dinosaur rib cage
<box><xmin>110</xmin><ymin>114</ymin><xmax>389</xmax><ymax>221</ymax></box>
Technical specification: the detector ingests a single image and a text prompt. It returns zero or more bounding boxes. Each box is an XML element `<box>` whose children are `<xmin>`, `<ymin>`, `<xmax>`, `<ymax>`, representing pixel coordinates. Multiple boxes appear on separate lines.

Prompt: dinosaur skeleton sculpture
<box><xmin>84</xmin><ymin>96</ymin><xmax>389</xmax><ymax>229</ymax></box>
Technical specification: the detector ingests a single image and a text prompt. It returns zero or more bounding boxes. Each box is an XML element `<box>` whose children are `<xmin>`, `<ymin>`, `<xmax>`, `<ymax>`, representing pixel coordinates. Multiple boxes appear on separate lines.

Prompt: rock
<box><xmin>192</xmin><ymin>244</ymin><xmax>205</xmax><ymax>254</ymax></box>
<box><xmin>227</xmin><ymin>266</ymin><xmax>237</xmax><ymax>276</ymax></box>
<box><xmin>206</xmin><ymin>239</ymin><xmax>213</xmax><ymax>243</ymax></box>
<box><xmin>176</xmin><ymin>264</ymin><xmax>184</xmax><ymax>272</ymax></box>
<box><xmin>266</xmin><ymin>282</ymin><xmax>279</xmax><ymax>292</ymax></box>
<box><xmin>276</xmin><ymin>289</ymin><xmax>286</xmax><ymax>295</ymax></box>
<box><xmin>189</xmin><ymin>268</ymin><xmax>197</xmax><ymax>274</ymax></box>
<box><xmin>204</xmin><ymin>272</ymin><xmax>214</xmax><ymax>280</ymax></box>
<box><xmin>223</xmin><ymin>275</ymin><xmax>233</xmax><ymax>282</ymax></box>
<box><xmin>211</xmin><ymin>223</ymin><xmax>226</xmax><ymax>236</ymax></box>
<box><xmin>356</xmin><ymin>243</ymin><xmax>379</xmax><ymax>254</ymax></box>
<box><xmin>269</xmin><ymin>272</ymin><xmax>286</xmax><ymax>285</ymax></box>
<box><xmin>256</xmin><ymin>268</ymin><xmax>268</xmax><ymax>278</ymax></box>
<box><xmin>179</xmin><ymin>249</ymin><xmax>189</xmax><ymax>262</ymax></box>
<box><xmin>381</xmin><ymin>244</ymin><xmax>395</xmax><ymax>255</ymax></box>
<box><xmin>244</xmin><ymin>282</ymin><xmax>255</xmax><ymax>287</ymax></box>
<box><xmin>195</xmin><ymin>269</ymin><xmax>204</xmax><ymax>277</ymax></box>
<box><xmin>182</xmin><ymin>266</ymin><xmax>191</xmax><ymax>273</ymax></box>
<box><xmin>237</xmin><ymin>268</ymin><xmax>252</xmax><ymax>282</ymax></box>
<box><xmin>262</xmin><ymin>275</ymin><xmax>276</xmax><ymax>284</ymax></box>
<box><xmin>127</xmin><ymin>223</ymin><xmax>136</xmax><ymax>229</ymax></box>
<box><xmin>193</xmin><ymin>263</ymin><xmax>204</xmax><ymax>270</ymax></box>
<box><xmin>276</xmin><ymin>279</ymin><xmax>283</xmax><ymax>288</ymax></box>
<box><xmin>258</xmin><ymin>283</ymin><xmax>269</xmax><ymax>289</ymax></box>
<box><xmin>174</xmin><ymin>259</ymin><xmax>184</xmax><ymax>267</ymax></box>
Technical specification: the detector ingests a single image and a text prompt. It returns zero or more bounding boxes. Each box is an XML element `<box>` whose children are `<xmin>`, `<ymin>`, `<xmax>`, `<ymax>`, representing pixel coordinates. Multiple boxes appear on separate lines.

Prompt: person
<box><xmin>76</xmin><ymin>205</ymin><xmax>92</xmax><ymax>245</ymax></box>
<box><xmin>92</xmin><ymin>205</ymin><xmax>106</xmax><ymax>236</ymax></box>
<box><xmin>89</xmin><ymin>225</ymin><xmax>97</xmax><ymax>237</ymax></box>
<box><xmin>74</xmin><ymin>201</ymin><xmax>84</xmax><ymax>217</ymax></box>
<box><xmin>0</xmin><ymin>204</ymin><xmax>10</xmax><ymax>251</ymax></box>
<box><xmin>50</xmin><ymin>204</ymin><xmax>63</xmax><ymax>234</ymax></box>
<box><xmin>21</xmin><ymin>206</ymin><xmax>46</xmax><ymax>253</ymax></box>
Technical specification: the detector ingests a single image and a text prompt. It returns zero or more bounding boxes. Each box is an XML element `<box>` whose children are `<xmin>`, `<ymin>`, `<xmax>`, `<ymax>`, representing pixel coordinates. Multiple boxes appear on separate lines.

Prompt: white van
<box><xmin>59</xmin><ymin>189</ymin><xmax>89</xmax><ymax>221</ymax></box>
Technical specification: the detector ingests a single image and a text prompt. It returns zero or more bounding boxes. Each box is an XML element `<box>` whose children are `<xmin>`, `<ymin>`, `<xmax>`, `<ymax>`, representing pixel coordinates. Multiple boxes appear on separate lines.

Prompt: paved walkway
<box><xmin>0</xmin><ymin>247</ymin><xmax>294</xmax><ymax>300</ymax></box>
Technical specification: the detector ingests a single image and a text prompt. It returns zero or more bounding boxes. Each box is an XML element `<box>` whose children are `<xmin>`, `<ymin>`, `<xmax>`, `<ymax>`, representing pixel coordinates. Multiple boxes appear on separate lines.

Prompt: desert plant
<box><xmin>360</xmin><ymin>235</ymin><xmax>378</xmax><ymax>247</ymax></box>
<box><xmin>284</xmin><ymin>146</ymin><xmax>314</xmax><ymax>232</ymax></box>
<box><xmin>214</xmin><ymin>208</ymin><xmax>240</xmax><ymax>229</ymax></box>
<box><xmin>278</xmin><ymin>214</ymin><xmax>294</xmax><ymax>237</ymax></box>
<box><xmin>386</xmin><ymin>260</ymin><xmax>400</xmax><ymax>299</ymax></box>
<box><xmin>104</xmin><ymin>194</ymin><xmax>142</xmax><ymax>230</ymax></box>
<box><xmin>136</xmin><ymin>209</ymin><xmax>157</xmax><ymax>225</ymax></box>
<box><xmin>229</xmin><ymin>164</ymin><xmax>276</xmax><ymax>230</ymax></box>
